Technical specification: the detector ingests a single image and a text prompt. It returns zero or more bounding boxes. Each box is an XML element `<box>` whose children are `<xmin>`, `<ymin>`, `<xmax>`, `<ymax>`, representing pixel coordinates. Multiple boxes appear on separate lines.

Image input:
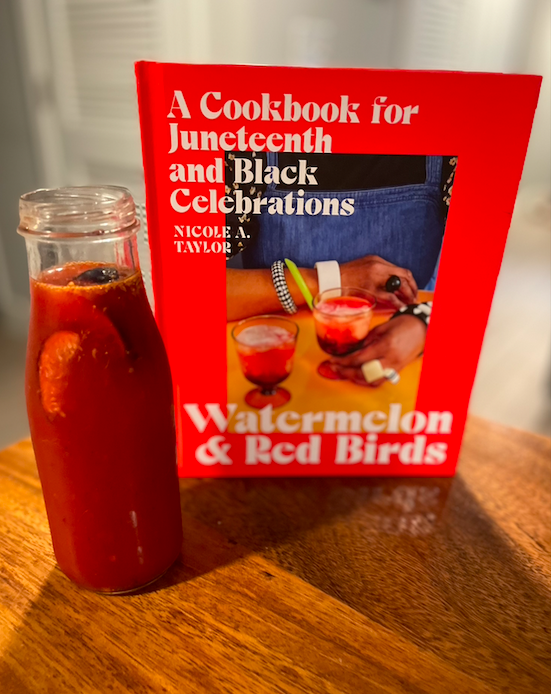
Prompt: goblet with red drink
<box><xmin>232</xmin><ymin>315</ymin><xmax>298</xmax><ymax>408</ymax></box>
<box><xmin>313</xmin><ymin>287</ymin><xmax>376</xmax><ymax>379</ymax></box>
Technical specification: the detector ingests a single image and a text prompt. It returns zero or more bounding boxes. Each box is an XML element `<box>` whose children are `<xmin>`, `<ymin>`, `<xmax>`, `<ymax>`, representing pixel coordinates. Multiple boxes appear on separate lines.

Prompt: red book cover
<box><xmin>135</xmin><ymin>62</ymin><xmax>540</xmax><ymax>478</ymax></box>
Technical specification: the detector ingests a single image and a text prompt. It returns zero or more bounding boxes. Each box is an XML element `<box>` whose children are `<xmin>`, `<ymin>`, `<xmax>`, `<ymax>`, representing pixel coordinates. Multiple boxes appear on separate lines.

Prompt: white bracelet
<box><xmin>315</xmin><ymin>260</ymin><xmax>341</xmax><ymax>294</ymax></box>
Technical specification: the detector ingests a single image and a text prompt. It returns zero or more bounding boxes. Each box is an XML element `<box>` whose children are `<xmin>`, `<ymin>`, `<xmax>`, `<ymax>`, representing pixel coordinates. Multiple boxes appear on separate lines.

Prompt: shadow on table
<box><xmin>176</xmin><ymin>473</ymin><xmax>551</xmax><ymax>691</ymax></box>
<box><xmin>1</xmin><ymin>474</ymin><xmax>550</xmax><ymax>693</ymax></box>
<box><xmin>125</xmin><ymin>474</ymin><xmax>454</xmax><ymax>595</ymax></box>
<box><xmin>146</xmin><ymin>473</ymin><xmax>457</xmax><ymax>593</ymax></box>
<box><xmin>179</xmin><ymin>473</ymin><xmax>454</xmax><ymax>547</ymax></box>
<box><xmin>0</xmin><ymin>474</ymin><xmax>454</xmax><ymax>694</ymax></box>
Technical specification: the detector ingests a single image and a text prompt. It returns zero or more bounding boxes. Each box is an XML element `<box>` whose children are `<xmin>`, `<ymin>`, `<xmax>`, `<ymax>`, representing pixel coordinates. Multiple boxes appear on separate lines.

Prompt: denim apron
<box><xmin>241</xmin><ymin>154</ymin><xmax>443</xmax><ymax>290</ymax></box>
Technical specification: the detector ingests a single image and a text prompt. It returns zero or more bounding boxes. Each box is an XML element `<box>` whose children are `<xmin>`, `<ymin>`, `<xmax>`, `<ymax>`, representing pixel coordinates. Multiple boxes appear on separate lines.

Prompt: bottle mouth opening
<box><xmin>18</xmin><ymin>186</ymin><xmax>139</xmax><ymax>238</ymax></box>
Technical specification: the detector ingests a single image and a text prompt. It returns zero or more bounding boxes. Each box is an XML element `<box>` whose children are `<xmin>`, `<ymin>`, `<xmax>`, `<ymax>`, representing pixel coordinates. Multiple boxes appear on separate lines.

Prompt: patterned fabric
<box><xmin>271</xmin><ymin>260</ymin><xmax>297</xmax><ymax>314</ymax></box>
<box><xmin>225</xmin><ymin>152</ymin><xmax>265</xmax><ymax>259</ymax></box>
<box><xmin>391</xmin><ymin>301</ymin><xmax>432</xmax><ymax>327</ymax></box>
<box><xmin>442</xmin><ymin>156</ymin><xmax>457</xmax><ymax>210</ymax></box>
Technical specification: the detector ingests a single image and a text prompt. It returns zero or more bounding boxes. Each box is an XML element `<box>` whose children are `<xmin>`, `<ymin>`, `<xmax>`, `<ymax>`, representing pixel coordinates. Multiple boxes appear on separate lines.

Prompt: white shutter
<box><xmin>47</xmin><ymin>0</ymin><xmax>161</xmax><ymax>191</ymax></box>
<box><xmin>397</xmin><ymin>0</ymin><xmax>465</xmax><ymax>70</ymax></box>
<box><xmin>398</xmin><ymin>0</ymin><xmax>529</xmax><ymax>72</ymax></box>
<box><xmin>38</xmin><ymin>0</ymin><xmax>164</xmax><ymax>300</ymax></box>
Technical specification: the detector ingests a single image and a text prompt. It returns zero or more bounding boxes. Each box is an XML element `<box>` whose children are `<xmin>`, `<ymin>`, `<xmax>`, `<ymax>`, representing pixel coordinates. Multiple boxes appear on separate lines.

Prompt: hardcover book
<box><xmin>135</xmin><ymin>62</ymin><xmax>540</xmax><ymax>477</ymax></box>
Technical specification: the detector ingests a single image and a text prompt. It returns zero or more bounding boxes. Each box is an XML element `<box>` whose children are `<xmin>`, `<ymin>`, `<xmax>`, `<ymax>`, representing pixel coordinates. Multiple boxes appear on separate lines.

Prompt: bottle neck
<box><xmin>18</xmin><ymin>186</ymin><xmax>140</xmax><ymax>280</ymax></box>
<box><xmin>23</xmin><ymin>233</ymin><xmax>140</xmax><ymax>281</ymax></box>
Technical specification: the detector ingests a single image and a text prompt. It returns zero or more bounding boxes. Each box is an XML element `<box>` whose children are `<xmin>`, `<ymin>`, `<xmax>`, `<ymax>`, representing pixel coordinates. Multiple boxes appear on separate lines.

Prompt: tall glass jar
<box><xmin>18</xmin><ymin>186</ymin><xmax>182</xmax><ymax>593</ymax></box>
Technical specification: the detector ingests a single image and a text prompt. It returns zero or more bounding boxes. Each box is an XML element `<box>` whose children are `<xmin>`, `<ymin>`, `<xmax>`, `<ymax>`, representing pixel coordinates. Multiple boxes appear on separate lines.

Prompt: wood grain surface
<box><xmin>0</xmin><ymin>416</ymin><xmax>549</xmax><ymax>693</ymax></box>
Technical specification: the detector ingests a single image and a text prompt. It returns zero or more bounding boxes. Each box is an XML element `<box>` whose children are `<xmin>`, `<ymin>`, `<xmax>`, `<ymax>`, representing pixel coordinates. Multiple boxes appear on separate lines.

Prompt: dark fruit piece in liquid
<box><xmin>73</xmin><ymin>267</ymin><xmax>119</xmax><ymax>286</ymax></box>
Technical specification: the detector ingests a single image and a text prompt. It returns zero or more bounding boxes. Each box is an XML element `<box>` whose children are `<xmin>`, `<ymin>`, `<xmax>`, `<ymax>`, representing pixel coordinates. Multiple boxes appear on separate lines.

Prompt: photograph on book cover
<box><xmin>226</xmin><ymin>152</ymin><xmax>456</xmax><ymax>454</ymax></box>
<box><xmin>135</xmin><ymin>62</ymin><xmax>540</xmax><ymax>478</ymax></box>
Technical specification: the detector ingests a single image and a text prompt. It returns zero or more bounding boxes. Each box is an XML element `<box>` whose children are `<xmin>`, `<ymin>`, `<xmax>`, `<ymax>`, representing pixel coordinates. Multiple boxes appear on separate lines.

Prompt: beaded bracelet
<box><xmin>391</xmin><ymin>301</ymin><xmax>432</xmax><ymax>327</ymax></box>
<box><xmin>271</xmin><ymin>260</ymin><xmax>298</xmax><ymax>314</ymax></box>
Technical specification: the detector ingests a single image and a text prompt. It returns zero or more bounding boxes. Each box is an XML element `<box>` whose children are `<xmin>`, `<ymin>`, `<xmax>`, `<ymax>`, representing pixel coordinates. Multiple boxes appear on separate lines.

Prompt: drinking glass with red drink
<box><xmin>18</xmin><ymin>186</ymin><xmax>182</xmax><ymax>594</ymax></box>
<box><xmin>312</xmin><ymin>287</ymin><xmax>376</xmax><ymax>379</ymax></box>
<box><xmin>232</xmin><ymin>315</ymin><xmax>298</xmax><ymax>409</ymax></box>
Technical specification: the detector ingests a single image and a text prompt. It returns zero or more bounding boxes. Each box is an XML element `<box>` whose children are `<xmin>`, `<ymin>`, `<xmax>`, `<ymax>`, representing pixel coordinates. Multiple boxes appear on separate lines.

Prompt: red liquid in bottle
<box><xmin>26</xmin><ymin>263</ymin><xmax>182</xmax><ymax>593</ymax></box>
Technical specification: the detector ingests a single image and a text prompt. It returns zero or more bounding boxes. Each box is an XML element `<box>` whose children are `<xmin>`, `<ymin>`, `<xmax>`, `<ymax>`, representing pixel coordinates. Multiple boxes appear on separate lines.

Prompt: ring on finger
<box><xmin>385</xmin><ymin>275</ymin><xmax>402</xmax><ymax>292</ymax></box>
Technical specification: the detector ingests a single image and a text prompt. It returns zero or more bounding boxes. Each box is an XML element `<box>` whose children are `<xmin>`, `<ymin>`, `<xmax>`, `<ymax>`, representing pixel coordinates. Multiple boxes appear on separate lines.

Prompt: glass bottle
<box><xmin>18</xmin><ymin>186</ymin><xmax>182</xmax><ymax>593</ymax></box>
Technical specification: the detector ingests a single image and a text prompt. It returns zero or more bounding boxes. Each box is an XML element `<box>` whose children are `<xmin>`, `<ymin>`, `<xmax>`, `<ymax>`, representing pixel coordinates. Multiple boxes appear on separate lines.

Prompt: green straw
<box><xmin>285</xmin><ymin>258</ymin><xmax>314</xmax><ymax>310</ymax></box>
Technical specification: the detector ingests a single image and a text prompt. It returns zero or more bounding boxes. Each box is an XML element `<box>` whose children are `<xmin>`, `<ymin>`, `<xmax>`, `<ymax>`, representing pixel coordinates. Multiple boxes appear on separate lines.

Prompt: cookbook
<box><xmin>135</xmin><ymin>62</ymin><xmax>540</xmax><ymax>477</ymax></box>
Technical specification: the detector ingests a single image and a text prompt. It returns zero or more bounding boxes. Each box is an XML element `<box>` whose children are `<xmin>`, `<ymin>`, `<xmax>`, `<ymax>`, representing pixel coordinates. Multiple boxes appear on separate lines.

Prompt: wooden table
<box><xmin>0</xmin><ymin>418</ymin><xmax>549</xmax><ymax>693</ymax></box>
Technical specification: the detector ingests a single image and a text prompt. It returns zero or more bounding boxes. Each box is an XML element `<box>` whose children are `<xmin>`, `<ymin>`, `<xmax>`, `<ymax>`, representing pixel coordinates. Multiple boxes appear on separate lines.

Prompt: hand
<box><xmin>330</xmin><ymin>315</ymin><xmax>426</xmax><ymax>387</ymax></box>
<box><xmin>340</xmin><ymin>255</ymin><xmax>418</xmax><ymax>309</ymax></box>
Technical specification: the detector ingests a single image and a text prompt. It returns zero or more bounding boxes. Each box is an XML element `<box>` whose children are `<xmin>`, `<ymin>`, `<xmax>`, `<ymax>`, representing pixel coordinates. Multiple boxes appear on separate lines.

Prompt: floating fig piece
<box><xmin>73</xmin><ymin>267</ymin><xmax>119</xmax><ymax>286</ymax></box>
